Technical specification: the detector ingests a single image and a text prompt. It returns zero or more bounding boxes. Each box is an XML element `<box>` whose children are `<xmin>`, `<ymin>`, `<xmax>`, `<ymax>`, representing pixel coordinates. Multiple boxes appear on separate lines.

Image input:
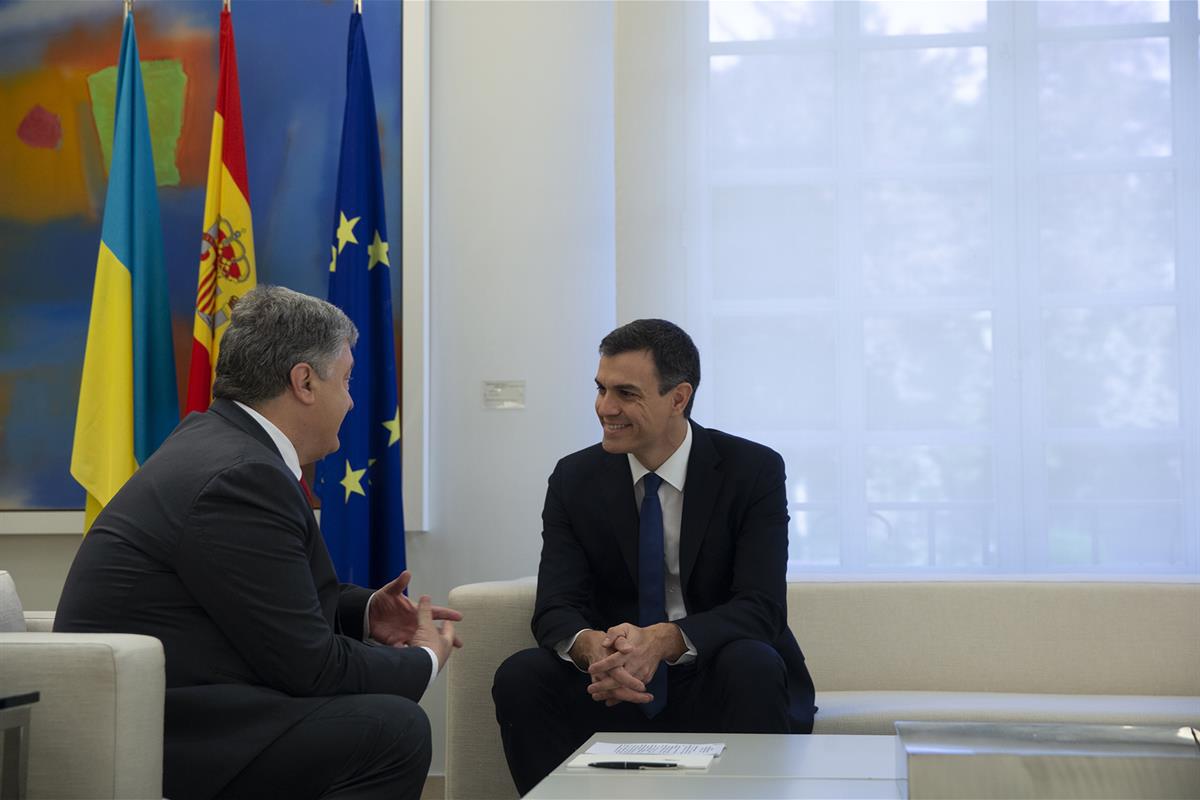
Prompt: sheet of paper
<box><xmin>585</xmin><ymin>742</ymin><xmax>726</xmax><ymax>756</ymax></box>
<box><xmin>566</xmin><ymin>753</ymin><xmax>714</xmax><ymax>769</ymax></box>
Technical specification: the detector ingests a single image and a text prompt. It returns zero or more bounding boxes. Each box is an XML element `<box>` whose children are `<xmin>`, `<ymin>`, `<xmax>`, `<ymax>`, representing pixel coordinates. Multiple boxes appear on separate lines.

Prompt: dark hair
<box><xmin>213</xmin><ymin>285</ymin><xmax>358</xmax><ymax>406</ymax></box>
<box><xmin>599</xmin><ymin>319</ymin><xmax>700</xmax><ymax>417</ymax></box>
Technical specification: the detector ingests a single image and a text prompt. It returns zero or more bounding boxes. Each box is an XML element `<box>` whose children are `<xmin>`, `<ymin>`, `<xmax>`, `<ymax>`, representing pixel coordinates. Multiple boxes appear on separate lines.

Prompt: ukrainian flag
<box><xmin>71</xmin><ymin>12</ymin><xmax>178</xmax><ymax>531</ymax></box>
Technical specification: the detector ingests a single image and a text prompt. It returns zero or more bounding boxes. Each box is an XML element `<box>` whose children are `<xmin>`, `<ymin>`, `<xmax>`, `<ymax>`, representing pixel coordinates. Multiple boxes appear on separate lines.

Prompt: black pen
<box><xmin>588</xmin><ymin>761</ymin><xmax>679</xmax><ymax>770</ymax></box>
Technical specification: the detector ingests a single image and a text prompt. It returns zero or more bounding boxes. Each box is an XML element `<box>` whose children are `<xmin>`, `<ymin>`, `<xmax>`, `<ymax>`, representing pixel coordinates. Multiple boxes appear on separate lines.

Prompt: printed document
<box><xmin>585</xmin><ymin>742</ymin><xmax>726</xmax><ymax>756</ymax></box>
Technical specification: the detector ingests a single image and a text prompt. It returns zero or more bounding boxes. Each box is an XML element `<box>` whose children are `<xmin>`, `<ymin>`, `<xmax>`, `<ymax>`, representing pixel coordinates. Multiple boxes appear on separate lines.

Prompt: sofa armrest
<box><xmin>445</xmin><ymin>578</ymin><xmax>537</xmax><ymax>800</ymax></box>
<box><xmin>0</xmin><ymin>632</ymin><xmax>164</xmax><ymax>799</ymax></box>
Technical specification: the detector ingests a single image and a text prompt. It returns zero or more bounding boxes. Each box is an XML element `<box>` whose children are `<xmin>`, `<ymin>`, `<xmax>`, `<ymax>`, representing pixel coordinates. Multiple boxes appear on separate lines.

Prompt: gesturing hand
<box><xmin>408</xmin><ymin>595</ymin><xmax>460</xmax><ymax>669</ymax></box>
<box><xmin>367</xmin><ymin>570</ymin><xmax>463</xmax><ymax>647</ymax></box>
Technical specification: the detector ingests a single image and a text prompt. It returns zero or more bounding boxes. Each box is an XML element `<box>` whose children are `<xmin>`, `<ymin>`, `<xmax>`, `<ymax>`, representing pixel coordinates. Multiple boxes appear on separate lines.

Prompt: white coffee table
<box><xmin>526</xmin><ymin>732</ymin><xmax>905</xmax><ymax>799</ymax></box>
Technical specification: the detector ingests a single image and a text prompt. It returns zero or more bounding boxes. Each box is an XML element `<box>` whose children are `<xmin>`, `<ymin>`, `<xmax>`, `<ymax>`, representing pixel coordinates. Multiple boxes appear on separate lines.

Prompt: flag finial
<box><xmin>124</xmin><ymin>0</ymin><xmax>133</xmax><ymax>18</ymax></box>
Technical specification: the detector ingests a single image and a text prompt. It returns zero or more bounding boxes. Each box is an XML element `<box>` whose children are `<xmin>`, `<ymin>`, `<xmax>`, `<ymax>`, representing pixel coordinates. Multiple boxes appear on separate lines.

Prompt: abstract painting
<box><xmin>0</xmin><ymin>0</ymin><xmax>403</xmax><ymax>508</ymax></box>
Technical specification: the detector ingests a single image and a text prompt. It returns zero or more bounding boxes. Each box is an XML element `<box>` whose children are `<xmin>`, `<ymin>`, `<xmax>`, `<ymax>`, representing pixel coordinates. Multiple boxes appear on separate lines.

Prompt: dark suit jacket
<box><xmin>532</xmin><ymin>420</ymin><xmax>816</xmax><ymax>732</ymax></box>
<box><xmin>54</xmin><ymin>399</ymin><xmax>431</xmax><ymax>799</ymax></box>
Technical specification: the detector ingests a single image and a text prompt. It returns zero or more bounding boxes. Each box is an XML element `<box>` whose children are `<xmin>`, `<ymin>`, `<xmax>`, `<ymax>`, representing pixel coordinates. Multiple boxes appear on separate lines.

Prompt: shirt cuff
<box><xmin>422</xmin><ymin>646</ymin><xmax>440</xmax><ymax>693</ymax></box>
<box><xmin>666</xmin><ymin>627</ymin><xmax>698</xmax><ymax>666</ymax></box>
<box><xmin>363</xmin><ymin>591</ymin><xmax>375</xmax><ymax>641</ymax></box>
<box><xmin>555</xmin><ymin>629</ymin><xmax>590</xmax><ymax>672</ymax></box>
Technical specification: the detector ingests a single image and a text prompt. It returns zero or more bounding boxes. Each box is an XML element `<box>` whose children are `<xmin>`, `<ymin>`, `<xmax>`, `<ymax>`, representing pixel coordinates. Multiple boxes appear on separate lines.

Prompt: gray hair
<box><xmin>213</xmin><ymin>285</ymin><xmax>358</xmax><ymax>406</ymax></box>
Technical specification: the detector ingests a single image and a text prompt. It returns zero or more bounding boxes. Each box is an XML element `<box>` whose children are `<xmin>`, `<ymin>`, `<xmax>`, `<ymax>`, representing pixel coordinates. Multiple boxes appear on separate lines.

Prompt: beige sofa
<box><xmin>445</xmin><ymin>578</ymin><xmax>1200</xmax><ymax>800</ymax></box>
<box><xmin>0</xmin><ymin>570</ymin><xmax>164</xmax><ymax>799</ymax></box>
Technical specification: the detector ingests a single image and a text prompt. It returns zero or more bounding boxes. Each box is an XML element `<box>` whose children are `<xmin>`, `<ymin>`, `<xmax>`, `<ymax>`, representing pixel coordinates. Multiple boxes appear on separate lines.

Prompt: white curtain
<box><xmin>616</xmin><ymin>0</ymin><xmax>1199</xmax><ymax>575</ymax></box>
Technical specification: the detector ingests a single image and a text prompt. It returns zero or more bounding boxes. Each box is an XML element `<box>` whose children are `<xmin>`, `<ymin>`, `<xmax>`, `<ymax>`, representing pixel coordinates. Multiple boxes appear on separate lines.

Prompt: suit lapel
<box><xmin>599</xmin><ymin>450</ymin><xmax>640</xmax><ymax>581</ymax></box>
<box><xmin>680</xmin><ymin>421</ymin><xmax>722</xmax><ymax>591</ymax></box>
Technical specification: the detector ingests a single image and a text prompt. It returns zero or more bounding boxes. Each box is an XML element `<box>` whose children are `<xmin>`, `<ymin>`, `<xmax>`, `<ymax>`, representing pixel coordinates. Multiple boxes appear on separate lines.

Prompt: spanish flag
<box><xmin>186</xmin><ymin>5</ymin><xmax>256</xmax><ymax>414</ymax></box>
<box><xmin>71</xmin><ymin>12</ymin><xmax>178</xmax><ymax>531</ymax></box>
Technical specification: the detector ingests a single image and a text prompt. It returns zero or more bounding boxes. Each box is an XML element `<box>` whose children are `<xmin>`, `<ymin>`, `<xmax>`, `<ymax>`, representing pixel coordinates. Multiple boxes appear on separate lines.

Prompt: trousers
<box><xmin>213</xmin><ymin>693</ymin><xmax>431</xmax><ymax>800</ymax></box>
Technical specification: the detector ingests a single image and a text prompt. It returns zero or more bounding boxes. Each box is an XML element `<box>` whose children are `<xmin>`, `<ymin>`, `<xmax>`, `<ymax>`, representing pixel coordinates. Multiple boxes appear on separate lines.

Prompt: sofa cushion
<box><xmin>23</xmin><ymin>610</ymin><xmax>55</xmax><ymax>633</ymax></box>
<box><xmin>813</xmin><ymin>691</ymin><xmax>1200</xmax><ymax>735</ymax></box>
<box><xmin>0</xmin><ymin>569</ymin><xmax>25</xmax><ymax>632</ymax></box>
<box><xmin>789</xmin><ymin>581</ymin><xmax>1200</xmax><ymax>696</ymax></box>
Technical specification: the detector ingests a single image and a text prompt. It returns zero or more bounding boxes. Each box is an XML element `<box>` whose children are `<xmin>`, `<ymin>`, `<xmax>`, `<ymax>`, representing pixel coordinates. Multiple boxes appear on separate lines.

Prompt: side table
<box><xmin>0</xmin><ymin>692</ymin><xmax>38</xmax><ymax>800</ymax></box>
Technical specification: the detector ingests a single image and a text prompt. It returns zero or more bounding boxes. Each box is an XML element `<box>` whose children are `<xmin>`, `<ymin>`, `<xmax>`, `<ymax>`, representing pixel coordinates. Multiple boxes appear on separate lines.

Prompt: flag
<box><xmin>315</xmin><ymin>9</ymin><xmax>405</xmax><ymax>586</ymax></box>
<box><xmin>71</xmin><ymin>12</ymin><xmax>178</xmax><ymax>531</ymax></box>
<box><xmin>186</xmin><ymin>6</ymin><xmax>256</xmax><ymax>414</ymax></box>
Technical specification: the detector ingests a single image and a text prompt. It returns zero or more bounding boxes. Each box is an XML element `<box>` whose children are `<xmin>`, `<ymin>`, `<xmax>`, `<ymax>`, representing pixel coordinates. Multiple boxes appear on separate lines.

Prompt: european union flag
<box><xmin>315</xmin><ymin>9</ymin><xmax>404</xmax><ymax>587</ymax></box>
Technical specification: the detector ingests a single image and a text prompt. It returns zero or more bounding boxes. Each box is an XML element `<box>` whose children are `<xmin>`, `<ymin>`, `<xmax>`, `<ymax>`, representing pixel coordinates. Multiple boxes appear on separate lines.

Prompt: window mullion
<box><xmin>1009</xmin><ymin>0</ymin><xmax>1047</xmax><ymax>572</ymax></box>
<box><xmin>988</xmin><ymin>0</ymin><xmax>1025</xmax><ymax>571</ymax></box>
<box><xmin>1168</xmin><ymin>0</ymin><xmax>1200</xmax><ymax>569</ymax></box>
<box><xmin>834</xmin><ymin>0</ymin><xmax>869</xmax><ymax>569</ymax></box>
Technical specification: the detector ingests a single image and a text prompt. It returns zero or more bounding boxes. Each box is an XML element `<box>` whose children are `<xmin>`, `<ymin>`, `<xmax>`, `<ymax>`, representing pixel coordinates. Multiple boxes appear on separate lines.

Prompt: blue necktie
<box><xmin>638</xmin><ymin>472</ymin><xmax>667</xmax><ymax>718</ymax></box>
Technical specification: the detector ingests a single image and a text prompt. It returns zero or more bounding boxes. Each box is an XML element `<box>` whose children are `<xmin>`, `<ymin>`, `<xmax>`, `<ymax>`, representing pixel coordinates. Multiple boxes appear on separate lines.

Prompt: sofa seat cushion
<box><xmin>23</xmin><ymin>610</ymin><xmax>54</xmax><ymax>632</ymax></box>
<box><xmin>813</xmin><ymin>691</ymin><xmax>1200</xmax><ymax>735</ymax></box>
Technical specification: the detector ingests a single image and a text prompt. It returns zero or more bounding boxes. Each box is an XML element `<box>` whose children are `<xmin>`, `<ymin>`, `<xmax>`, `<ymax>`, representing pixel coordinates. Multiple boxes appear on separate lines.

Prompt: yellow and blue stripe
<box><xmin>71</xmin><ymin>13</ymin><xmax>178</xmax><ymax>531</ymax></box>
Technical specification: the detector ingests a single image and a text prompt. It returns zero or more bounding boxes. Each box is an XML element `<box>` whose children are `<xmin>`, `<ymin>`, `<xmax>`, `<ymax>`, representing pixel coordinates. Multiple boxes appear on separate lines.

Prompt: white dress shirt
<box><xmin>233</xmin><ymin>401</ymin><xmax>439</xmax><ymax>689</ymax></box>
<box><xmin>557</xmin><ymin>422</ymin><xmax>699</xmax><ymax>666</ymax></box>
<box><xmin>235</xmin><ymin>400</ymin><xmax>301</xmax><ymax>480</ymax></box>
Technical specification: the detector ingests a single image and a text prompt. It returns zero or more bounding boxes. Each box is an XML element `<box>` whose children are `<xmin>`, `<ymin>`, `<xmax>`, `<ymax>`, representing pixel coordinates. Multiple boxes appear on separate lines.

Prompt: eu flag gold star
<box><xmin>367</xmin><ymin>230</ymin><xmax>390</xmax><ymax>270</ymax></box>
<box><xmin>382</xmin><ymin>406</ymin><xmax>400</xmax><ymax>446</ymax></box>
<box><xmin>329</xmin><ymin>244</ymin><xmax>337</xmax><ymax>273</ymax></box>
<box><xmin>336</xmin><ymin>212</ymin><xmax>360</xmax><ymax>254</ymax></box>
<box><xmin>340</xmin><ymin>459</ymin><xmax>367</xmax><ymax>502</ymax></box>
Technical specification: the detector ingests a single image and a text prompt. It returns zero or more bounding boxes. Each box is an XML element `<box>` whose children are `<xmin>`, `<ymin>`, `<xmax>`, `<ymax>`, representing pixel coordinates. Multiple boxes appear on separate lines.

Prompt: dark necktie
<box><xmin>298</xmin><ymin>475</ymin><xmax>313</xmax><ymax>505</ymax></box>
<box><xmin>638</xmin><ymin>472</ymin><xmax>668</xmax><ymax>718</ymax></box>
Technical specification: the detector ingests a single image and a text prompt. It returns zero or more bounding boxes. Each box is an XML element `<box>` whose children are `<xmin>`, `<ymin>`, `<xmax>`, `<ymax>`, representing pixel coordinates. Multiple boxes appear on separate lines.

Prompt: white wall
<box><xmin>614</xmin><ymin>0</ymin><xmax>691</xmax><ymax>327</ymax></box>
<box><xmin>410</xmin><ymin>0</ymin><xmax>617</xmax><ymax>774</ymax></box>
<box><xmin>0</xmin><ymin>532</ymin><xmax>79</xmax><ymax>610</ymax></box>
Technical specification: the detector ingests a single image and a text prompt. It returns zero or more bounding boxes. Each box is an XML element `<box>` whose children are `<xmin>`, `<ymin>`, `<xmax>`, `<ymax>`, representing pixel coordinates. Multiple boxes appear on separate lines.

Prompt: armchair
<box><xmin>0</xmin><ymin>570</ymin><xmax>164</xmax><ymax>799</ymax></box>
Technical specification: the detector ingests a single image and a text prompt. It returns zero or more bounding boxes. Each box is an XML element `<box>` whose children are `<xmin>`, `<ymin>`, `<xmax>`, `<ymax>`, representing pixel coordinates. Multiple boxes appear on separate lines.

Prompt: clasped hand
<box><xmin>368</xmin><ymin>570</ymin><xmax>463</xmax><ymax>664</ymax></box>
<box><xmin>579</xmin><ymin>623</ymin><xmax>672</xmax><ymax>707</ymax></box>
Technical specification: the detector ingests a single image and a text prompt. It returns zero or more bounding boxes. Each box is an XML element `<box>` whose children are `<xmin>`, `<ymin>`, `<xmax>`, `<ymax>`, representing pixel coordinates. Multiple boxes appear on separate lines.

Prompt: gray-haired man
<box><xmin>56</xmin><ymin>286</ymin><xmax>458</xmax><ymax>800</ymax></box>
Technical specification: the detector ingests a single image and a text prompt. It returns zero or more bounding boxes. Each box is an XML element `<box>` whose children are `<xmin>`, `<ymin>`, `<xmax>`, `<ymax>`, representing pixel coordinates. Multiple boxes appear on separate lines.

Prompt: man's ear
<box><xmin>671</xmin><ymin>383</ymin><xmax>693</xmax><ymax>416</ymax></box>
<box><xmin>289</xmin><ymin>362</ymin><xmax>317</xmax><ymax>405</ymax></box>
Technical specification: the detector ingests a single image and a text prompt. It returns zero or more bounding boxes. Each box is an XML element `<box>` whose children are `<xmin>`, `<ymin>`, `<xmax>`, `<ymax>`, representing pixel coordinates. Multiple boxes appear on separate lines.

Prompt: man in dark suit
<box><xmin>492</xmin><ymin>319</ymin><xmax>816</xmax><ymax>795</ymax></box>
<box><xmin>55</xmin><ymin>286</ymin><xmax>459</xmax><ymax>800</ymax></box>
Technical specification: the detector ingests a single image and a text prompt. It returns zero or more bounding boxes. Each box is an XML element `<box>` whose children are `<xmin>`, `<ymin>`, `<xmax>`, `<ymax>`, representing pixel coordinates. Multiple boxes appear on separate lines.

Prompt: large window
<box><xmin>683</xmin><ymin>1</ymin><xmax>1199</xmax><ymax>574</ymax></box>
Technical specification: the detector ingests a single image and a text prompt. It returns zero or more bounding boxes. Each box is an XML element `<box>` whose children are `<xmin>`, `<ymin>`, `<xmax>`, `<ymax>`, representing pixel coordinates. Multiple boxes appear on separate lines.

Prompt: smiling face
<box><xmin>594</xmin><ymin>349</ymin><xmax>691</xmax><ymax>471</ymax></box>
<box><xmin>310</xmin><ymin>341</ymin><xmax>355</xmax><ymax>460</ymax></box>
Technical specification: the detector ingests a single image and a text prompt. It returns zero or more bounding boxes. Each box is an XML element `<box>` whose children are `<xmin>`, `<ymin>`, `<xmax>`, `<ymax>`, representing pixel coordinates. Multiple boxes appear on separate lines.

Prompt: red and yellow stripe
<box><xmin>186</xmin><ymin>7</ymin><xmax>255</xmax><ymax>414</ymax></box>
